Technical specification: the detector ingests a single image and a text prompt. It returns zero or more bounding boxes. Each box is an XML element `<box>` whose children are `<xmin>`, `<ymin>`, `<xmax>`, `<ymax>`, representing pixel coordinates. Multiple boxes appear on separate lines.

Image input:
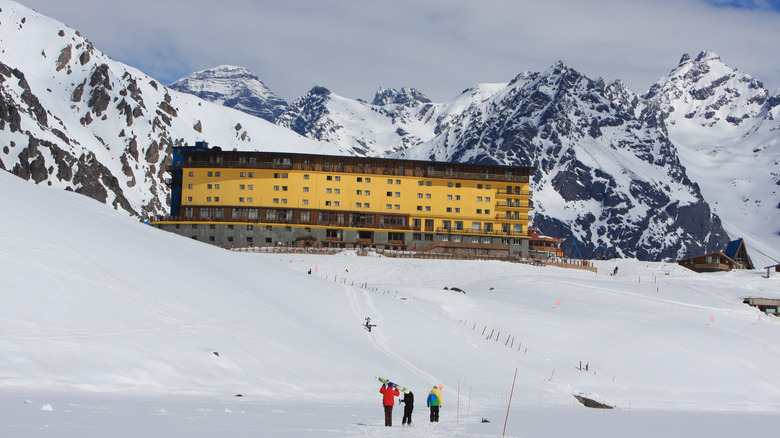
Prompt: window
<box><xmin>446</xmin><ymin>207</ymin><xmax>452</xmax><ymax>212</ymax></box>
<box><xmin>386</xmin><ymin>204</ymin><xmax>392</xmax><ymax>210</ymax></box>
<box><xmin>426</xmin><ymin>181</ymin><xmax>432</xmax><ymax>186</ymax></box>
<box><xmin>208</xmin><ymin>171</ymin><xmax>213</xmax><ymax>177</ymax></box>
<box><xmin>447</xmin><ymin>182</ymin><xmax>453</xmax><ymax>187</ymax></box>
<box><xmin>327</xmin><ymin>175</ymin><xmax>333</xmax><ymax>181</ymax></box>
<box><xmin>216</xmin><ymin>171</ymin><xmax>222</xmax><ymax>177</ymax></box>
<box><xmin>387</xmin><ymin>191</ymin><xmax>392</xmax><ymax>197</ymax></box>
<box><xmin>281</xmin><ymin>199</ymin><xmax>287</xmax><ymax>204</ymax></box>
<box><xmin>356</xmin><ymin>202</ymin><xmax>362</xmax><ymax>208</ymax></box>
<box><xmin>365</xmin><ymin>190</ymin><xmax>370</xmax><ymax>195</ymax></box>
<box><xmin>282</xmin><ymin>186</ymin><xmax>288</xmax><ymax>191</ymax></box>
<box><xmin>417</xmin><ymin>193</ymin><xmax>423</xmax><ymax>198</ymax></box>
<box><xmin>365</xmin><ymin>177</ymin><xmax>371</xmax><ymax>183</ymax></box>
<box><xmin>395</xmin><ymin>179</ymin><xmax>401</xmax><ymax>184</ymax></box>
<box><xmin>454</xmin><ymin>221</ymin><xmax>463</xmax><ymax>230</ymax></box>
<box><xmin>240</xmin><ymin>184</ymin><xmax>246</xmax><ymax>190</ymax></box>
<box><xmin>485</xmin><ymin>196</ymin><xmax>491</xmax><ymax>202</ymax></box>
<box><xmin>394</xmin><ymin>205</ymin><xmax>400</xmax><ymax>210</ymax></box>
<box><xmin>334</xmin><ymin>176</ymin><xmax>340</xmax><ymax>181</ymax></box>
<box><xmin>334</xmin><ymin>188</ymin><xmax>340</xmax><ymax>194</ymax></box>
<box><xmin>425</xmin><ymin>206</ymin><xmax>431</xmax><ymax>211</ymax></box>
<box><xmin>357</xmin><ymin>190</ymin><xmax>363</xmax><ymax>195</ymax></box>
<box><xmin>188</xmin><ymin>171</ymin><xmax>194</xmax><ymax>177</ymax></box>
<box><xmin>477</xmin><ymin>184</ymin><xmax>483</xmax><ymax>189</ymax></box>
<box><xmin>239</xmin><ymin>197</ymin><xmax>245</xmax><ymax>203</ymax></box>
<box><xmin>240</xmin><ymin>172</ymin><xmax>246</xmax><ymax>177</ymax></box>
<box><xmin>485</xmin><ymin>209</ymin><xmax>490</xmax><ymax>215</ymax></box>
<box><xmin>477</xmin><ymin>196</ymin><xmax>483</xmax><ymax>202</ymax></box>
<box><xmin>274</xmin><ymin>185</ymin><xmax>280</xmax><ymax>191</ymax></box>
<box><xmin>455</xmin><ymin>208</ymin><xmax>460</xmax><ymax>213</ymax></box>
<box><xmin>455</xmin><ymin>195</ymin><xmax>461</xmax><ymax>200</ymax></box>
<box><xmin>417</xmin><ymin>206</ymin><xmax>423</xmax><ymax>211</ymax></box>
<box><xmin>215</xmin><ymin>184</ymin><xmax>220</xmax><ymax>189</ymax></box>
<box><xmin>247</xmin><ymin>197</ymin><xmax>253</xmax><ymax>203</ymax></box>
<box><xmin>477</xmin><ymin>209</ymin><xmax>482</xmax><ymax>214</ymax></box>
<box><xmin>282</xmin><ymin>173</ymin><xmax>288</xmax><ymax>178</ymax></box>
<box><xmin>301</xmin><ymin>211</ymin><xmax>311</xmax><ymax>221</ymax></box>
<box><xmin>486</xmin><ymin>184</ymin><xmax>491</xmax><ymax>189</ymax></box>
<box><xmin>326</xmin><ymin>201</ymin><xmax>332</xmax><ymax>206</ymax></box>
<box><xmin>187</xmin><ymin>197</ymin><xmax>192</xmax><ymax>202</ymax></box>
<box><xmin>425</xmin><ymin>194</ymin><xmax>431</xmax><ymax>199</ymax></box>
<box><xmin>472</xmin><ymin>222</ymin><xmax>481</xmax><ymax>231</ymax></box>
<box><xmin>455</xmin><ymin>183</ymin><xmax>461</xmax><ymax>188</ymax></box>
<box><xmin>334</xmin><ymin>201</ymin><xmax>339</xmax><ymax>206</ymax></box>
<box><xmin>302</xmin><ymin>199</ymin><xmax>309</xmax><ymax>205</ymax></box>
<box><xmin>206</xmin><ymin>196</ymin><xmax>212</xmax><ymax>202</ymax></box>
<box><xmin>418</xmin><ymin>181</ymin><xmax>424</xmax><ymax>186</ymax></box>
<box><xmin>394</xmin><ymin>192</ymin><xmax>400</xmax><ymax>197</ymax></box>
<box><xmin>357</xmin><ymin>177</ymin><xmax>363</xmax><ymax>182</ymax></box>
<box><xmin>304</xmin><ymin>174</ymin><xmax>310</xmax><ymax>180</ymax></box>
<box><xmin>188</xmin><ymin>184</ymin><xmax>193</xmax><ymax>189</ymax></box>
<box><xmin>447</xmin><ymin>195</ymin><xmax>453</xmax><ymax>200</ymax></box>
<box><xmin>273</xmin><ymin>198</ymin><xmax>279</xmax><ymax>204</ymax></box>
<box><xmin>364</xmin><ymin>203</ymin><xmax>370</xmax><ymax>208</ymax></box>
<box><xmin>326</xmin><ymin>188</ymin><xmax>333</xmax><ymax>194</ymax></box>
<box><xmin>214</xmin><ymin>197</ymin><xmax>220</xmax><ymax>202</ymax></box>
<box><xmin>387</xmin><ymin>179</ymin><xmax>393</xmax><ymax>184</ymax></box>
<box><xmin>303</xmin><ymin>187</ymin><xmax>309</xmax><ymax>192</ymax></box>
<box><xmin>442</xmin><ymin>220</ymin><xmax>451</xmax><ymax>230</ymax></box>
<box><xmin>246</xmin><ymin>237</ymin><xmax>253</xmax><ymax>243</ymax></box>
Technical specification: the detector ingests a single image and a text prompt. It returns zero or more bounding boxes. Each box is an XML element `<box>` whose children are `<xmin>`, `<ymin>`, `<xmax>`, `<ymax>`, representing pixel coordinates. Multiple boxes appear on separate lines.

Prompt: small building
<box><xmin>528</xmin><ymin>228</ymin><xmax>564</xmax><ymax>259</ymax></box>
<box><xmin>676</xmin><ymin>238</ymin><xmax>755</xmax><ymax>273</ymax></box>
<box><xmin>743</xmin><ymin>297</ymin><xmax>780</xmax><ymax>315</ymax></box>
<box><xmin>676</xmin><ymin>252</ymin><xmax>739</xmax><ymax>273</ymax></box>
<box><xmin>723</xmin><ymin>238</ymin><xmax>754</xmax><ymax>269</ymax></box>
<box><xmin>765</xmin><ymin>263</ymin><xmax>780</xmax><ymax>278</ymax></box>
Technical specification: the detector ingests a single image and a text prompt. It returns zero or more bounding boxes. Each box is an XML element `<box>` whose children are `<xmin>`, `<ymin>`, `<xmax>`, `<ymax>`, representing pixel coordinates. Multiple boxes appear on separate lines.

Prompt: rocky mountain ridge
<box><xmin>169</xmin><ymin>65</ymin><xmax>288</xmax><ymax>123</ymax></box>
<box><xmin>2</xmin><ymin>0</ymin><xmax>776</xmax><ymax>262</ymax></box>
<box><xmin>0</xmin><ymin>0</ymin><xmax>344</xmax><ymax>218</ymax></box>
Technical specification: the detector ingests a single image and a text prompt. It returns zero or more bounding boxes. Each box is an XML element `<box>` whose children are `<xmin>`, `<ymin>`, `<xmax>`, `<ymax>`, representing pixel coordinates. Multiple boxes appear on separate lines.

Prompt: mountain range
<box><xmin>1</xmin><ymin>0</ymin><xmax>777</xmax><ymax>264</ymax></box>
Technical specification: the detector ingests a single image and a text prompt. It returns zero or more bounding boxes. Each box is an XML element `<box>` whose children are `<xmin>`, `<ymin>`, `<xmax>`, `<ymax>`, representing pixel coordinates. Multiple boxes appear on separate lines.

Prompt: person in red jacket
<box><xmin>379</xmin><ymin>382</ymin><xmax>400</xmax><ymax>426</ymax></box>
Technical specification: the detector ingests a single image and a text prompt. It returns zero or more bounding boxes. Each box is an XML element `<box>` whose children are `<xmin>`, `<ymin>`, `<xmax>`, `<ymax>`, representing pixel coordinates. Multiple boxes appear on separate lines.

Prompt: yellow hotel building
<box><xmin>153</xmin><ymin>142</ymin><xmax>534</xmax><ymax>257</ymax></box>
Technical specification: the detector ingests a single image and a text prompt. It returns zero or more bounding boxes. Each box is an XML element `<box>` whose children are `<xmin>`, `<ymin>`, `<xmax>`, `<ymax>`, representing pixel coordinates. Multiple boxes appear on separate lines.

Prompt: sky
<box><xmin>17</xmin><ymin>0</ymin><xmax>780</xmax><ymax>102</ymax></box>
<box><xmin>2</xmin><ymin>166</ymin><xmax>780</xmax><ymax>437</ymax></box>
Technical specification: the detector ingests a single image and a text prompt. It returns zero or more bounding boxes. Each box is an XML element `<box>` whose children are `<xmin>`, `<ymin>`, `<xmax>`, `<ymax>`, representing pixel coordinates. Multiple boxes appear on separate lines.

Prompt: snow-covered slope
<box><xmin>169</xmin><ymin>65</ymin><xmax>288</xmax><ymax>123</ymax></box>
<box><xmin>275</xmin><ymin>84</ymin><xmax>504</xmax><ymax>156</ymax></box>
<box><xmin>0</xmin><ymin>0</ymin><xmax>345</xmax><ymax>218</ymax></box>
<box><xmin>641</xmin><ymin>51</ymin><xmax>780</xmax><ymax>266</ymax></box>
<box><xmin>2</xmin><ymin>162</ymin><xmax>780</xmax><ymax>431</ymax></box>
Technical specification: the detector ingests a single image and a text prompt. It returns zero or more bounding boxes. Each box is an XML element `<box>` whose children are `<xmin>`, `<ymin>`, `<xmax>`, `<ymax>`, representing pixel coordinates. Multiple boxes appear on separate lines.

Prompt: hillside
<box><xmin>0</xmin><ymin>0</ymin><xmax>346</xmax><ymax>218</ymax></box>
<box><xmin>2</xmin><ymin>160</ymin><xmax>780</xmax><ymax>436</ymax></box>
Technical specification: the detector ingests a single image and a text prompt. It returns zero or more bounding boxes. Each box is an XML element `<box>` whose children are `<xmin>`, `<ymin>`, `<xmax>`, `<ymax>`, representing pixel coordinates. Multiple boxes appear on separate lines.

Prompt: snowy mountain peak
<box><xmin>371</xmin><ymin>87</ymin><xmax>431</xmax><ymax>106</ymax></box>
<box><xmin>169</xmin><ymin>65</ymin><xmax>288</xmax><ymax>122</ymax></box>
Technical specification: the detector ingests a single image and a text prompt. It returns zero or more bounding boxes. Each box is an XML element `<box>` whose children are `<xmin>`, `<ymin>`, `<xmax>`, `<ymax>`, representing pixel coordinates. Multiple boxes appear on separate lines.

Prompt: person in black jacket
<box><xmin>401</xmin><ymin>390</ymin><xmax>414</xmax><ymax>425</ymax></box>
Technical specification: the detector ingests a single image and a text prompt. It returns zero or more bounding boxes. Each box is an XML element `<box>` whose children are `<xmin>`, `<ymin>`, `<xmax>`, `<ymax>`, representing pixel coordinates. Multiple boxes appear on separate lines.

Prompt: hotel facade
<box><xmin>152</xmin><ymin>142</ymin><xmax>535</xmax><ymax>258</ymax></box>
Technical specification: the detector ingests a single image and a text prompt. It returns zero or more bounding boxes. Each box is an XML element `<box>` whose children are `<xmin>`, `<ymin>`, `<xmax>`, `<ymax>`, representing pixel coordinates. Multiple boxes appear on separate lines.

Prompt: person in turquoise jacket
<box><xmin>426</xmin><ymin>386</ymin><xmax>442</xmax><ymax>422</ymax></box>
<box><xmin>380</xmin><ymin>382</ymin><xmax>400</xmax><ymax>426</ymax></box>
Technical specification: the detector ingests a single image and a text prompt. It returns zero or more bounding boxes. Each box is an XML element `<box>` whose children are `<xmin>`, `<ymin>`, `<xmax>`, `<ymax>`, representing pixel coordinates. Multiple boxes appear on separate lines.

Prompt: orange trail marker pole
<box><xmin>503</xmin><ymin>367</ymin><xmax>518</xmax><ymax>437</ymax></box>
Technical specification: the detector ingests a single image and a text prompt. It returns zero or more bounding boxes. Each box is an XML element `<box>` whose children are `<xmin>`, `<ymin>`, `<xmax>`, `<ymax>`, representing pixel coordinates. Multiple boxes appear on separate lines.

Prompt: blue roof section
<box><xmin>724</xmin><ymin>238</ymin><xmax>743</xmax><ymax>260</ymax></box>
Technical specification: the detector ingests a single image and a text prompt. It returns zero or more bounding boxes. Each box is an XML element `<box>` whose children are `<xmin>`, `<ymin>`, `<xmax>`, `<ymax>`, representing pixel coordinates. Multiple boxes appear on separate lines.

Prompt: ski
<box><xmin>377</xmin><ymin>377</ymin><xmax>409</xmax><ymax>393</ymax></box>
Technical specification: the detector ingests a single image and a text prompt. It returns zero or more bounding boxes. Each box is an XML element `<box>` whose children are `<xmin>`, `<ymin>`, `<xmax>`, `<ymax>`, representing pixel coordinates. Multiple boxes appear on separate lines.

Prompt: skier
<box><xmin>427</xmin><ymin>385</ymin><xmax>442</xmax><ymax>422</ymax></box>
<box><xmin>401</xmin><ymin>390</ymin><xmax>414</xmax><ymax>425</ymax></box>
<box><xmin>380</xmin><ymin>381</ymin><xmax>400</xmax><ymax>426</ymax></box>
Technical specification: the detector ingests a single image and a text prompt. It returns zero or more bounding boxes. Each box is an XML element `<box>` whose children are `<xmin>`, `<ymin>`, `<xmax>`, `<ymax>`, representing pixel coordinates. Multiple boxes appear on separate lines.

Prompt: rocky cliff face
<box><xmin>169</xmin><ymin>65</ymin><xmax>288</xmax><ymax>123</ymax></box>
<box><xmin>0</xmin><ymin>1</ymin><xmax>341</xmax><ymax>218</ymax></box>
<box><xmin>398</xmin><ymin>63</ymin><xmax>730</xmax><ymax>260</ymax></box>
